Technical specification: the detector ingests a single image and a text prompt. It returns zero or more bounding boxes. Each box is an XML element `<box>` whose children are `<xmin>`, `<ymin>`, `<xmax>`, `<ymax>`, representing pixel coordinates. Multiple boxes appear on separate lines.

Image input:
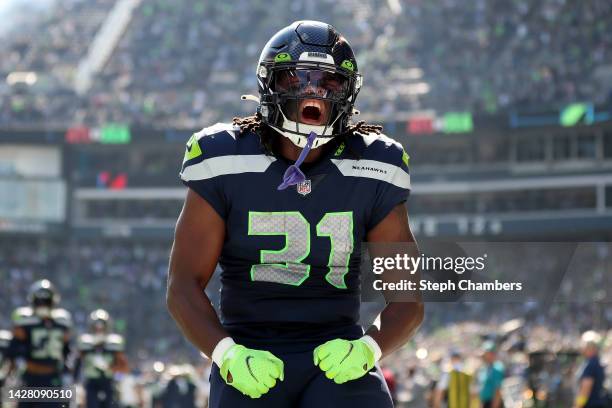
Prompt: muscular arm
<box><xmin>365</xmin><ymin>203</ymin><xmax>424</xmax><ymax>358</ymax></box>
<box><xmin>166</xmin><ymin>188</ymin><xmax>229</xmax><ymax>357</ymax></box>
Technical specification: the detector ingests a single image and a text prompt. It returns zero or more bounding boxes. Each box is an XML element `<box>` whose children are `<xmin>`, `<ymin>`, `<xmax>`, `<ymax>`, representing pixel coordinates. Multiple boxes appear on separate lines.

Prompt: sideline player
<box><xmin>168</xmin><ymin>20</ymin><xmax>424</xmax><ymax>407</ymax></box>
<box><xmin>75</xmin><ymin>309</ymin><xmax>128</xmax><ymax>408</ymax></box>
<box><xmin>9</xmin><ymin>279</ymin><xmax>72</xmax><ymax>408</ymax></box>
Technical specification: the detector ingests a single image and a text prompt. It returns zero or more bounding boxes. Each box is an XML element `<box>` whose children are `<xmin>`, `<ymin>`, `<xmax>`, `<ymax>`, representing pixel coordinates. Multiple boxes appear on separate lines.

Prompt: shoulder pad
<box><xmin>194</xmin><ymin>122</ymin><xmax>241</xmax><ymax>141</ymax></box>
<box><xmin>181</xmin><ymin>122</ymin><xmax>273</xmax><ymax>182</ymax></box>
<box><xmin>51</xmin><ymin>308</ymin><xmax>72</xmax><ymax>328</ymax></box>
<box><xmin>0</xmin><ymin>330</ymin><xmax>12</xmax><ymax>348</ymax></box>
<box><xmin>105</xmin><ymin>334</ymin><xmax>125</xmax><ymax>351</ymax></box>
<box><xmin>183</xmin><ymin>122</ymin><xmax>240</xmax><ymax>163</ymax></box>
<box><xmin>358</xmin><ymin>131</ymin><xmax>408</xmax><ymax>165</ymax></box>
<box><xmin>334</xmin><ymin>132</ymin><xmax>410</xmax><ymax>189</ymax></box>
<box><xmin>78</xmin><ymin>334</ymin><xmax>95</xmax><ymax>351</ymax></box>
<box><xmin>12</xmin><ymin>307</ymin><xmax>40</xmax><ymax>326</ymax></box>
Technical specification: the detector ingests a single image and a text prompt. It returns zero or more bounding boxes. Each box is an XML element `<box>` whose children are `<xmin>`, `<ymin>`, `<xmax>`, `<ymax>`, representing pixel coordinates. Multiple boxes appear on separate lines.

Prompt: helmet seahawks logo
<box><xmin>274</xmin><ymin>53</ymin><xmax>292</xmax><ymax>63</ymax></box>
<box><xmin>341</xmin><ymin>60</ymin><xmax>354</xmax><ymax>72</ymax></box>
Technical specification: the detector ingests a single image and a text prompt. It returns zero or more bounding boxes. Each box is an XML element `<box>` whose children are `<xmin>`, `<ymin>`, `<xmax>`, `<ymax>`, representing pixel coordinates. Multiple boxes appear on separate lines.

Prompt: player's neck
<box><xmin>277</xmin><ymin>135</ymin><xmax>324</xmax><ymax>163</ymax></box>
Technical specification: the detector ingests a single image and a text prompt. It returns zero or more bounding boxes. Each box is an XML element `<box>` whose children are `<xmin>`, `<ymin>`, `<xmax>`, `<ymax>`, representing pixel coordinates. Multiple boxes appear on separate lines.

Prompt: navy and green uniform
<box><xmin>180</xmin><ymin>123</ymin><xmax>411</xmax><ymax>407</ymax></box>
<box><xmin>159</xmin><ymin>374</ymin><xmax>197</xmax><ymax>408</ymax></box>
<box><xmin>0</xmin><ymin>330</ymin><xmax>12</xmax><ymax>388</ymax></box>
<box><xmin>11</xmin><ymin>307</ymin><xmax>72</xmax><ymax>408</ymax></box>
<box><xmin>77</xmin><ymin>333</ymin><xmax>124</xmax><ymax>408</ymax></box>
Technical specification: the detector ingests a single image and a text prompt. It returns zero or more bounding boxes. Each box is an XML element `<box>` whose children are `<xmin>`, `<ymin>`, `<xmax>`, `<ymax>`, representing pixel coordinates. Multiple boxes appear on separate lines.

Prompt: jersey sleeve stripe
<box><xmin>180</xmin><ymin>154</ymin><xmax>276</xmax><ymax>181</ymax></box>
<box><xmin>391</xmin><ymin>166</ymin><xmax>411</xmax><ymax>189</ymax></box>
<box><xmin>330</xmin><ymin>159</ymin><xmax>411</xmax><ymax>189</ymax></box>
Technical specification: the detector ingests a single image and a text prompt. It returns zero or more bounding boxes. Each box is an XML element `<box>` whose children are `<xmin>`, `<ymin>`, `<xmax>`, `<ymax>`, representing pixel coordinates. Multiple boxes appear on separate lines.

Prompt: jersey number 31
<box><xmin>248</xmin><ymin>211</ymin><xmax>353</xmax><ymax>289</ymax></box>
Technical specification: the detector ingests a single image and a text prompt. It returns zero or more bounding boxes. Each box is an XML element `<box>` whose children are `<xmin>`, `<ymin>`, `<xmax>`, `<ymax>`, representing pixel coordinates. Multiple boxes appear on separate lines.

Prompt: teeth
<box><xmin>304</xmin><ymin>101</ymin><xmax>321</xmax><ymax>110</ymax></box>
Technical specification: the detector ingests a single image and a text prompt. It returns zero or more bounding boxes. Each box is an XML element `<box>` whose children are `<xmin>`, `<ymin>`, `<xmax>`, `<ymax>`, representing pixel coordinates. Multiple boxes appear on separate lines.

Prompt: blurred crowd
<box><xmin>411</xmin><ymin>0</ymin><xmax>612</xmax><ymax>115</ymax></box>
<box><xmin>2</xmin><ymin>239</ymin><xmax>609</xmax><ymax>358</ymax></box>
<box><xmin>1</xmin><ymin>0</ymin><xmax>611</xmax><ymax>127</ymax></box>
<box><xmin>0</xmin><ymin>238</ymin><xmax>190</xmax><ymax>364</ymax></box>
<box><xmin>385</xmin><ymin>321</ymin><xmax>612</xmax><ymax>407</ymax></box>
<box><xmin>0</xmin><ymin>0</ymin><xmax>113</xmax><ymax>125</ymax></box>
<box><xmin>1</xmin><ymin>238</ymin><xmax>610</xmax><ymax>406</ymax></box>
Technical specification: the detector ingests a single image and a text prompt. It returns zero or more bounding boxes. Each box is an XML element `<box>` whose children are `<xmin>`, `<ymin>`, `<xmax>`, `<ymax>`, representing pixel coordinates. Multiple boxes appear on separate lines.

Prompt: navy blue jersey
<box><xmin>180</xmin><ymin>123</ymin><xmax>410</xmax><ymax>348</ymax></box>
<box><xmin>77</xmin><ymin>333</ymin><xmax>124</xmax><ymax>382</ymax></box>
<box><xmin>580</xmin><ymin>356</ymin><xmax>606</xmax><ymax>407</ymax></box>
<box><xmin>11</xmin><ymin>307</ymin><xmax>72</xmax><ymax>372</ymax></box>
<box><xmin>161</xmin><ymin>376</ymin><xmax>197</xmax><ymax>408</ymax></box>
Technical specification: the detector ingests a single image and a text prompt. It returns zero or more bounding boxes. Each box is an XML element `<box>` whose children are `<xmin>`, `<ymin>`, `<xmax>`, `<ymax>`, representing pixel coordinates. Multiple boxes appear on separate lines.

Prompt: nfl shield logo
<box><xmin>296</xmin><ymin>180</ymin><xmax>312</xmax><ymax>196</ymax></box>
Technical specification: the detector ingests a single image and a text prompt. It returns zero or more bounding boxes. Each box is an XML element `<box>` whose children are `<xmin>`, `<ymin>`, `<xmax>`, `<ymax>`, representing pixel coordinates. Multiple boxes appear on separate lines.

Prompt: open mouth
<box><xmin>299</xmin><ymin>100</ymin><xmax>327</xmax><ymax>125</ymax></box>
<box><xmin>302</xmin><ymin>105</ymin><xmax>321</xmax><ymax>121</ymax></box>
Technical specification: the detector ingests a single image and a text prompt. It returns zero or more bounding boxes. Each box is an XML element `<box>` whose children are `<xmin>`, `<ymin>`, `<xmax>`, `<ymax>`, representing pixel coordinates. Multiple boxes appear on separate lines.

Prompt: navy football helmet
<box><xmin>256</xmin><ymin>21</ymin><xmax>362</xmax><ymax>148</ymax></box>
<box><xmin>28</xmin><ymin>279</ymin><xmax>60</xmax><ymax>309</ymax></box>
<box><xmin>89</xmin><ymin>309</ymin><xmax>111</xmax><ymax>333</ymax></box>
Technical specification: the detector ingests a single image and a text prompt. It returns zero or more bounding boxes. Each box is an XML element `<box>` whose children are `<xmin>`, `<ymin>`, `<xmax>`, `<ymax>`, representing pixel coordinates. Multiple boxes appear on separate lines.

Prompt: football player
<box><xmin>157</xmin><ymin>365</ymin><xmax>198</xmax><ymax>408</ymax></box>
<box><xmin>10</xmin><ymin>279</ymin><xmax>72</xmax><ymax>408</ymax></box>
<box><xmin>75</xmin><ymin>309</ymin><xmax>128</xmax><ymax>408</ymax></box>
<box><xmin>167</xmin><ymin>20</ymin><xmax>424</xmax><ymax>407</ymax></box>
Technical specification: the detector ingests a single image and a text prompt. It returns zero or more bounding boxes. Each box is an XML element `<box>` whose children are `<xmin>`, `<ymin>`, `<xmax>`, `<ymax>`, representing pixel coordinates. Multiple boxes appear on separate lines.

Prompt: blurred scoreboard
<box><xmin>0</xmin><ymin>179</ymin><xmax>65</xmax><ymax>222</ymax></box>
<box><xmin>0</xmin><ymin>144</ymin><xmax>66</xmax><ymax>232</ymax></box>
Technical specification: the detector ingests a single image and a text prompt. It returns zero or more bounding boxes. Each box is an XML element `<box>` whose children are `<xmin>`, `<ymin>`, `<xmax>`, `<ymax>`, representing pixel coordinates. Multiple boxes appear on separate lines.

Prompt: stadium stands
<box><xmin>0</xmin><ymin>0</ymin><xmax>611</xmax><ymax>126</ymax></box>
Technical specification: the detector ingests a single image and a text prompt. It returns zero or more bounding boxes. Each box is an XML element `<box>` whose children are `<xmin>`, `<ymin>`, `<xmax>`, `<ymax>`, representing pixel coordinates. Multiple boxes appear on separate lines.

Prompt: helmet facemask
<box><xmin>259</xmin><ymin>62</ymin><xmax>361</xmax><ymax>148</ymax></box>
<box><xmin>33</xmin><ymin>300</ymin><xmax>52</xmax><ymax>318</ymax></box>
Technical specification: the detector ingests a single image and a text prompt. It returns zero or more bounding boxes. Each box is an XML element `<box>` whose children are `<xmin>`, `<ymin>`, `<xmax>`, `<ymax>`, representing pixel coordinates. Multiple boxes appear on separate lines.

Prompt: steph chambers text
<box><xmin>373</xmin><ymin>279</ymin><xmax>523</xmax><ymax>292</ymax></box>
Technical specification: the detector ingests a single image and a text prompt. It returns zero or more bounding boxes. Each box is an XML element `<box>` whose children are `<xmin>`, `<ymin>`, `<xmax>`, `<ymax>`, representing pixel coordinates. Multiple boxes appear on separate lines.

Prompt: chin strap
<box><xmin>277</xmin><ymin>131</ymin><xmax>318</xmax><ymax>190</ymax></box>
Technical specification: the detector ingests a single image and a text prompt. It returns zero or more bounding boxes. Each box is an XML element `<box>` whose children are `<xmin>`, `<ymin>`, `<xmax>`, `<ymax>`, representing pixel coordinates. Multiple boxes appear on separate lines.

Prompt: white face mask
<box><xmin>34</xmin><ymin>306</ymin><xmax>51</xmax><ymax>318</ymax></box>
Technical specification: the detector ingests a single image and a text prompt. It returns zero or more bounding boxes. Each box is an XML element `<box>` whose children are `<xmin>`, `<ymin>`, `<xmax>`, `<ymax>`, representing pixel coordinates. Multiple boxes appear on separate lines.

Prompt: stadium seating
<box><xmin>0</xmin><ymin>0</ymin><xmax>611</xmax><ymax>126</ymax></box>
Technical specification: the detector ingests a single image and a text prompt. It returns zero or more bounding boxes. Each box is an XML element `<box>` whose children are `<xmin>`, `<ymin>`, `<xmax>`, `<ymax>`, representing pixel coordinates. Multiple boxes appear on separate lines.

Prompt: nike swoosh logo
<box><xmin>246</xmin><ymin>356</ymin><xmax>259</xmax><ymax>382</ymax></box>
<box><xmin>339</xmin><ymin>343</ymin><xmax>354</xmax><ymax>365</ymax></box>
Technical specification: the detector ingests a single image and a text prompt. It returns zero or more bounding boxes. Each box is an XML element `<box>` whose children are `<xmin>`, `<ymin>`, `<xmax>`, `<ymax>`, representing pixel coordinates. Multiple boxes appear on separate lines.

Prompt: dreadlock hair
<box><xmin>232</xmin><ymin>113</ymin><xmax>264</xmax><ymax>134</ymax></box>
<box><xmin>232</xmin><ymin>113</ymin><xmax>383</xmax><ymax>157</ymax></box>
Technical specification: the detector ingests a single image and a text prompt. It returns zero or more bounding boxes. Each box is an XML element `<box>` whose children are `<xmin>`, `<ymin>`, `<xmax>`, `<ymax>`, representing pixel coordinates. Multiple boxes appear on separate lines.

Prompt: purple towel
<box><xmin>277</xmin><ymin>131</ymin><xmax>318</xmax><ymax>190</ymax></box>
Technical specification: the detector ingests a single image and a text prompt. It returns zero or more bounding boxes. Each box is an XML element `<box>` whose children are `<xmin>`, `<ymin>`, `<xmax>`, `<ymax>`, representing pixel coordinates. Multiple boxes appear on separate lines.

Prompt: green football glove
<box><xmin>313</xmin><ymin>338</ymin><xmax>377</xmax><ymax>384</ymax></box>
<box><xmin>219</xmin><ymin>344</ymin><xmax>284</xmax><ymax>398</ymax></box>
